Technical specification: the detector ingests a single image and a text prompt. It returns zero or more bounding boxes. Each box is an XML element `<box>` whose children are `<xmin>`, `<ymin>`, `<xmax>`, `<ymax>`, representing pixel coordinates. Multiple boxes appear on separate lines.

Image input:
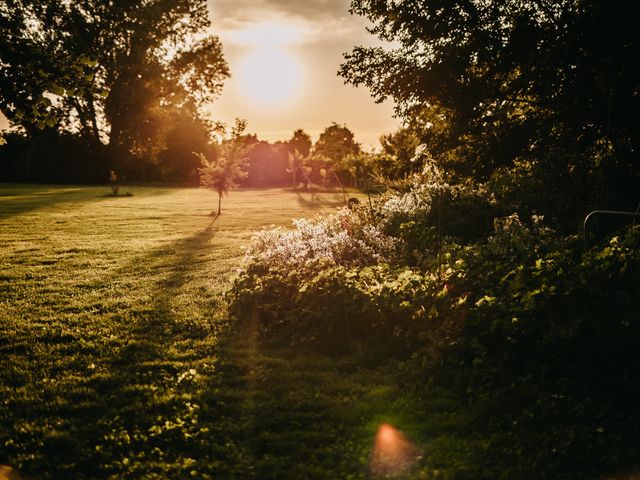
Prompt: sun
<box><xmin>231</xmin><ymin>21</ymin><xmax>305</xmax><ymax>108</ymax></box>
<box><xmin>237</xmin><ymin>47</ymin><xmax>303</xmax><ymax>107</ymax></box>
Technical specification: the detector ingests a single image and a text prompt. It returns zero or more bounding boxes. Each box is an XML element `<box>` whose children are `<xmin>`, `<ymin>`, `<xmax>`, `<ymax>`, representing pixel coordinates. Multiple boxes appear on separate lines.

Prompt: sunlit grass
<box><xmin>0</xmin><ymin>184</ymin><xmax>456</xmax><ymax>479</ymax></box>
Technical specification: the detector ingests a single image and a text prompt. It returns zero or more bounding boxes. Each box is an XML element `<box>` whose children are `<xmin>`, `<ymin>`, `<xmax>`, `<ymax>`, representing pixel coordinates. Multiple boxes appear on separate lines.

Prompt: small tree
<box><xmin>197</xmin><ymin>119</ymin><xmax>249</xmax><ymax>215</ymax></box>
<box><xmin>287</xmin><ymin>149</ymin><xmax>308</xmax><ymax>189</ymax></box>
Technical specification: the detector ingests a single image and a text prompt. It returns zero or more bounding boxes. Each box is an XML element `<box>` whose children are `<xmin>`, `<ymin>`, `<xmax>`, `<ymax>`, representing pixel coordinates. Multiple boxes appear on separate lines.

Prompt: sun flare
<box><xmin>237</xmin><ymin>47</ymin><xmax>303</xmax><ymax>107</ymax></box>
<box><xmin>231</xmin><ymin>21</ymin><xmax>305</xmax><ymax>108</ymax></box>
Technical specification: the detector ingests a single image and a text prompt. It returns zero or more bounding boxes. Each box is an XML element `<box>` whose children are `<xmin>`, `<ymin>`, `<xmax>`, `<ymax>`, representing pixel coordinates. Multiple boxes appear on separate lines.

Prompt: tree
<box><xmin>379</xmin><ymin>128</ymin><xmax>421</xmax><ymax>178</ymax></box>
<box><xmin>276</xmin><ymin>129</ymin><xmax>312</xmax><ymax>188</ymax></box>
<box><xmin>197</xmin><ymin>120</ymin><xmax>249</xmax><ymax>216</ymax></box>
<box><xmin>0</xmin><ymin>0</ymin><xmax>100</xmax><ymax>143</ymax></box>
<box><xmin>287</xmin><ymin>149</ymin><xmax>308</xmax><ymax>189</ymax></box>
<box><xmin>314</xmin><ymin>123</ymin><xmax>361</xmax><ymax>187</ymax></box>
<box><xmin>340</xmin><ymin>0</ymin><xmax>640</xmax><ymax>220</ymax></box>
<box><xmin>157</xmin><ymin>105</ymin><xmax>216</xmax><ymax>184</ymax></box>
<box><xmin>0</xmin><ymin>0</ymin><xmax>229</xmax><ymax>175</ymax></box>
<box><xmin>314</xmin><ymin>123</ymin><xmax>360</xmax><ymax>163</ymax></box>
<box><xmin>288</xmin><ymin>129</ymin><xmax>312</xmax><ymax>158</ymax></box>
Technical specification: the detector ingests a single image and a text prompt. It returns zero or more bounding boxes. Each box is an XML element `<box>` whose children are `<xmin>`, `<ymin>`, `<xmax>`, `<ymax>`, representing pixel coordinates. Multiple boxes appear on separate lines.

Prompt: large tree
<box><xmin>0</xmin><ymin>2</ymin><xmax>99</xmax><ymax>138</ymax></box>
<box><xmin>340</xmin><ymin>0</ymin><xmax>640</xmax><ymax>216</ymax></box>
<box><xmin>0</xmin><ymin>0</ymin><xmax>229</xmax><ymax>171</ymax></box>
<box><xmin>314</xmin><ymin>123</ymin><xmax>360</xmax><ymax>162</ymax></box>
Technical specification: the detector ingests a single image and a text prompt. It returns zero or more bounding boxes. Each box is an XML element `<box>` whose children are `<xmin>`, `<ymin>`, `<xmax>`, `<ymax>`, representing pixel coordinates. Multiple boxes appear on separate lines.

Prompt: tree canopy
<box><xmin>0</xmin><ymin>0</ymin><xmax>229</xmax><ymax>173</ymax></box>
<box><xmin>314</xmin><ymin>123</ymin><xmax>360</xmax><ymax>163</ymax></box>
<box><xmin>340</xmin><ymin>0</ymin><xmax>640</xmax><ymax>219</ymax></box>
<box><xmin>288</xmin><ymin>129</ymin><xmax>312</xmax><ymax>158</ymax></box>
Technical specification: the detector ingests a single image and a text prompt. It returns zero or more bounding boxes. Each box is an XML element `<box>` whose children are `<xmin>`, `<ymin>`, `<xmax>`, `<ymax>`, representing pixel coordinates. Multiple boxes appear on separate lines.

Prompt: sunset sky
<box><xmin>0</xmin><ymin>0</ymin><xmax>401</xmax><ymax>149</ymax></box>
<box><xmin>208</xmin><ymin>0</ymin><xmax>401</xmax><ymax>149</ymax></box>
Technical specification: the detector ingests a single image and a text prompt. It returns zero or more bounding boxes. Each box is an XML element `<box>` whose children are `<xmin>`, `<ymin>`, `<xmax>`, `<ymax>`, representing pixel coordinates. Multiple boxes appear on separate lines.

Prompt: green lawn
<box><xmin>0</xmin><ymin>185</ymin><xmax>437</xmax><ymax>479</ymax></box>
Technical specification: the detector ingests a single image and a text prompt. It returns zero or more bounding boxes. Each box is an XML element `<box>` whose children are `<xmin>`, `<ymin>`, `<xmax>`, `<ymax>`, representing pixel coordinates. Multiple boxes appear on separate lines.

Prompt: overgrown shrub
<box><xmin>231</xmin><ymin>154</ymin><xmax>513</xmax><ymax>352</ymax></box>
<box><xmin>412</xmin><ymin>225</ymin><xmax>640</xmax><ymax>479</ymax></box>
<box><xmin>230</xmin><ymin>205</ymin><xmax>404</xmax><ymax>354</ymax></box>
<box><xmin>228</xmin><ymin>148</ymin><xmax>640</xmax><ymax>478</ymax></box>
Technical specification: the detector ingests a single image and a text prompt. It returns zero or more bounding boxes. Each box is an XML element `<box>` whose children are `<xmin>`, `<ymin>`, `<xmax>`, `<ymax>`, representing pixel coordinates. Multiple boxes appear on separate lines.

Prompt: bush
<box><xmin>228</xmin><ymin>148</ymin><xmax>640</xmax><ymax>478</ymax></box>
<box><xmin>413</xmin><ymin>225</ymin><xmax>640</xmax><ymax>479</ymax></box>
<box><xmin>230</xmin><ymin>206</ymin><xmax>403</xmax><ymax>353</ymax></box>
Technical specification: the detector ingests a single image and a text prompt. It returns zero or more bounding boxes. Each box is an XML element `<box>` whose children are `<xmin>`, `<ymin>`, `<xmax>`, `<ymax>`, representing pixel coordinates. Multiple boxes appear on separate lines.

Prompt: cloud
<box><xmin>209</xmin><ymin>0</ymin><xmax>374</xmax><ymax>49</ymax></box>
<box><xmin>223</xmin><ymin>20</ymin><xmax>307</xmax><ymax>47</ymax></box>
<box><xmin>209</xmin><ymin>0</ymin><xmax>352</xmax><ymax>24</ymax></box>
<box><xmin>257</xmin><ymin>0</ymin><xmax>352</xmax><ymax>20</ymax></box>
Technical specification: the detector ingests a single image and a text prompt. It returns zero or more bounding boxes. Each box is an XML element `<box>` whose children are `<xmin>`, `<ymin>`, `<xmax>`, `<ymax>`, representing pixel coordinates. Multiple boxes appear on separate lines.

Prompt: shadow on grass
<box><xmin>85</xmin><ymin>216</ymin><xmax>412</xmax><ymax>479</ymax></box>
<box><xmin>294</xmin><ymin>190</ymin><xmax>346</xmax><ymax>210</ymax></box>
<box><xmin>5</xmin><ymin>218</ymin><xmax>223</xmax><ymax>478</ymax></box>
<box><xmin>0</xmin><ymin>184</ymin><xmax>170</xmax><ymax>219</ymax></box>
<box><xmin>1</xmin><ymin>213</ymin><xmax>427</xmax><ymax>479</ymax></box>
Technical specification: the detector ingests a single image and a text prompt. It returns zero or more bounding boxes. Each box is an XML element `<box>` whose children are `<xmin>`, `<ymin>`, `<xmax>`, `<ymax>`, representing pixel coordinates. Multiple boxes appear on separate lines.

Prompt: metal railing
<box><xmin>583</xmin><ymin>210</ymin><xmax>640</xmax><ymax>249</ymax></box>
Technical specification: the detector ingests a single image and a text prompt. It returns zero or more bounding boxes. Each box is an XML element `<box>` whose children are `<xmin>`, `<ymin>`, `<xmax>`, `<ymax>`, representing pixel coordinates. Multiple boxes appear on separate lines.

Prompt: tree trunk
<box><xmin>69</xmin><ymin>98</ymin><xmax>94</xmax><ymax>143</ymax></box>
<box><xmin>86</xmin><ymin>92</ymin><xmax>101</xmax><ymax>144</ymax></box>
<box><xmin>218</xmin><ymin>191</ymin><xmax>222</xmax><ymax>215</ymax></box>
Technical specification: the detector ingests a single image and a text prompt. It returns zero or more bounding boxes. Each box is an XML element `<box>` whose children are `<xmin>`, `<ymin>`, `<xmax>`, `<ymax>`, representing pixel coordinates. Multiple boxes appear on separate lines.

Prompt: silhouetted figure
<box><xmin>109</xmin><ymin>170</ymin><xmax>119</xmax><ymax>195</ymax></box>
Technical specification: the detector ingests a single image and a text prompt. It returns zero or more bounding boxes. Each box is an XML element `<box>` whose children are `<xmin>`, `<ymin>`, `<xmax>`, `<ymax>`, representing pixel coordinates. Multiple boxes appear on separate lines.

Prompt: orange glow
<box><xmin>0</xmin><ymin>465</ymin><xmax>21</xmax><ymax>480</ymax></box>
<box><xmin>369</xmin><ymin>423</ymin><xmax>420</xmax><ymax>476</ymax></box>
<box><xmin>237</xmin><ymin>48</ymin><xmax>303</xmax><ymax>107</ymax></box>
<box><xmin>230</xmin><ymin>21</ymin><xmax>305</xmax><ymax>108</ymax></box>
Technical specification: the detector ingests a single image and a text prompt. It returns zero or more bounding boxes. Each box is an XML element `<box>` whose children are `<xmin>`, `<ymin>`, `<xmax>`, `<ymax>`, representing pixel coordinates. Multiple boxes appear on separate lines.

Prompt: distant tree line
<box><xmin>0</xmin><ymin>0</ymin><xmax>421</xmax><ymax>188</ymax></box>
<box><xmin>0</xmin><ymin>116</ymin><xmax>390</xmax><ymax>188</ymax></box>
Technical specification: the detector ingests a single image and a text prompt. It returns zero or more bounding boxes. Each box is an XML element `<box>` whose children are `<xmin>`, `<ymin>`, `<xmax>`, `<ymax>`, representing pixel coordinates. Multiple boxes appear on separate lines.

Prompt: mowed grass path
<box><xmin>0</xmin><ymin>185</ymin><xmax>434</xmax><ymax>479</ymax></box>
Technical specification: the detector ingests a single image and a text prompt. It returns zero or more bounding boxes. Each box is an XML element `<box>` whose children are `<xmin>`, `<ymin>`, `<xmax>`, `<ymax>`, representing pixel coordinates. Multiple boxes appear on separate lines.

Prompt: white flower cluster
<box><xmin>380</xmin><ymin>145</ymin><xmax>448</xmax><ymax>220</ymax></box>
<box><xmin>244</xmin><ymin>208</ymin><xmax>399</xmax><ymax>270</ymax></box>
<box><xmin>381</xmin><ymin>185</ymin><xmax>433</xmax><ymax>218</ymax></box>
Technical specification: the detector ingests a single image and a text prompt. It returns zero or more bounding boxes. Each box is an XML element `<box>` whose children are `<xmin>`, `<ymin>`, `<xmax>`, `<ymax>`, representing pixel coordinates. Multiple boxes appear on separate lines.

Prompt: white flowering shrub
<box><xmin>228</xmin><ymin>145</ymin><xmax>499</xmax><ymax>352</ymax></box>
<box><xmin>244</xmin><ymin>207</ymin><xmax>400</xmax><ymax>272</ymax></box>
<box><xmin>380</xmin><ymin>183</ymin><xmax>432</xmax><ymax>219</ymax></box>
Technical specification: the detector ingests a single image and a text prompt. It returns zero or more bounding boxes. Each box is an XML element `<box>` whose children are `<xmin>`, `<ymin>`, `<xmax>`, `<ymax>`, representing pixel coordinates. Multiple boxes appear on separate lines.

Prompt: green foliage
<box><xmin>340</xmin><ymin>0</ymin><xmax>640</xmax><ymax>225</ymax></box>
<box><xmin>157</xmin><ymin>109</ymin><xmax>217</xmax><ymax>184</ymax></box>
<box><xmin>314</xmin><ymin>123</ymin><xmax>360</xmax><ymax>163</ymax></box>
<box><xmin>288</xmin><ymin>129</ymin><xmax>312</xmax><ymax>158</ymax></box>
<box><xmin>0</xmin><ymin>0</ymin><xmax>229</xmax><ymax>174</ymax></box>
<box><xmin>228</xmin><ymin>147</ymin><xmax>640</xmax><ymax>478</ymax></box>
<box><xmin>378</xmin><ymin>128</ymin><xmax>421</xmax><ymax>178</ymax></box>
<box><xmin>0</xmin><ymin>1</ymin><xmax>100</xmax><ymax>132</ymax></box>
<box><xmin>312</xmin><ymin>123</ymin><xmax>361</xmax><ymax>187</ymax></box>
<box><xmin>232</xmin><ymin>246</ymin><xmax>469</xmax><ymax>361</ymax></box>
<box><xmin>419</xmin><ymin>226</ymin><xmax>640</xmax><ymax>480</ymax></box>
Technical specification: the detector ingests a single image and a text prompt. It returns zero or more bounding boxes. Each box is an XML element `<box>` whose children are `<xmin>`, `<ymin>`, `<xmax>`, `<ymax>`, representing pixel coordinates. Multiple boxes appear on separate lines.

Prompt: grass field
<box><xmin>0</xmin><ymin>185</ymin><xmax>439</xmax><ymax>479</ymax></box>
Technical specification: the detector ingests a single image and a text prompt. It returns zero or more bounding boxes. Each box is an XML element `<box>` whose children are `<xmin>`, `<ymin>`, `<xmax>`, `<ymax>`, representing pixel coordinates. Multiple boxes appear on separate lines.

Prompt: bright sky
<box><xmin>207</xmin><ymin>0</ymin><xmax>401</xmax><ymax>149</ymax></box>
<box><xmin>0</xmin><ymin>1</ymin><xmax>401</xmax><ymax>150</ymax></box>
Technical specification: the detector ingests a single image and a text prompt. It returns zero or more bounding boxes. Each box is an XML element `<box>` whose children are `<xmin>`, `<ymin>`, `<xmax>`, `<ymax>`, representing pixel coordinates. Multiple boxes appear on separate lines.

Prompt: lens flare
<box><xmin>0</xmin><ymin>465</ymin><xmax>22</xmax><ymax>480</ymax></box>
<box><xmin>369</xmin><ymin>423</ymin><xmax>420</xmax><ymax>476</ymax></box>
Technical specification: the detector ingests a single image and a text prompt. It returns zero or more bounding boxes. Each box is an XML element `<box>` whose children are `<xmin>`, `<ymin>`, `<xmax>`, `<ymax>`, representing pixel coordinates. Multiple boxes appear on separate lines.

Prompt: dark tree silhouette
<box><xmin>313</xmin><ymin>123</ymin><xmax>361</xmax><ymax>187</ymax></box>
<box><xmin>340</xmin><ymin>0</ymin><xmax>640</xmax><ymax>218</ymax></box>
<box><xmin>288</xmin><ymin>129</ymin><xmax>312</xmax><ymax>158</ymax></box>
<box><xmin>0</xmin><ymin>0</ymin><xmax>229</xmax><ymax>175</ymax></box>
